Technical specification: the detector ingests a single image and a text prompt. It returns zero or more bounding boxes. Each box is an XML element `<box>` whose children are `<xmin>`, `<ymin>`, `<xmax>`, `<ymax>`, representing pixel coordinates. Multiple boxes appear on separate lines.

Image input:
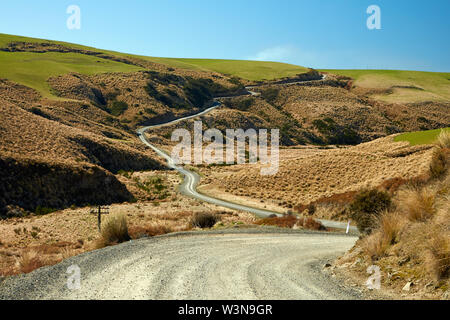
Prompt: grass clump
<box><xmin>129</xmin><ymin>224</ymin><xmax>174</xmax><ymax>239</ymax></box>
<box><xmin>99</xmin><ymin>214</ymin><xmax>130</xmax><ymax>247</ymax></box>
<box><xmin>436</xmin><ymin>129</ymin><xmax>450</xmax><ymax>149</ymax></box>
<box><xmin>396</xmin><ymin>187</ymin><xmax>436</xmax><ymax>222</ymax></box>
<box><xmin>16</xmin><ymin>250</ymin><xmax>44</xmax><ymax>274</ymax></box>
<box><xmin>190</xmin><ymin>212</ymin><xmax>220</xmax><ymax>229</ymax></box>
<box><xmin>256</xmin><ymin>215</ymin><xmax>326</xmax><ymax>231</ymax></box>
<box><xmin>350</xmin><ymin>189</ymin><xmax>392</xmax><ymax>234</ymax></box>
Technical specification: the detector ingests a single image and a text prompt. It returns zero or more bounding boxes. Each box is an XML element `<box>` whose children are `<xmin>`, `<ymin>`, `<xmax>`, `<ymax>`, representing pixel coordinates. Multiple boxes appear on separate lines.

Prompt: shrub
<box><xmin>257</xmin><ymin>215</ymin><xmax>297</xmax><ymax>228</ymax></box>
<box><xmin>307</xmin><ymin>203</ymin><xmax>316</xmax><ymax>215</ymax></box>
<box><xmin>300</xmin><ymin>217</ymin><xmax>326</xmax><ymax>231</ymax></box>
<box><xmin>236</xmin><ymin>98</ymin><xmax>255</xmax><ymax>111</ymax></box>
<box><xmin>350</xmin><ymin>189</ymin><xmax>392</xmax><ymax>234</ymax></box>
<box><xmin>260</xmin><ymin>88</ymin><xmax>279</xmax><ymax>104</ymax></box>
<box><xmin>190</xmin><ymin>212</ymin><xmax>220</xmax><ymax>229</ymax></box>
<box><xmin>100</xmin><ymin>214</ymin><xmax>130</xmax><ymax>246</ymax></box>
<box><xmin>110</xmin><ymin>100</ymin><xmax>128</xmax><ymax>116</ymax></box>
<box><xmin>35</xmin><ymin>206</ymin><xmax>57</xmax><ymax>216</ymax></box>
<box><xmin>183</xmin><ymin>78</ymin><xmax>214</xmax><ymax>107</ymax></box>
<box><xmin>312</xmin><ymin>118</ymin><xmax>361</xmax><ymax>145</ymax></box>
<box><xmin>30</xmin><ymin>107</ymin><xmax>53</xmax><ymax>120</ymax></box>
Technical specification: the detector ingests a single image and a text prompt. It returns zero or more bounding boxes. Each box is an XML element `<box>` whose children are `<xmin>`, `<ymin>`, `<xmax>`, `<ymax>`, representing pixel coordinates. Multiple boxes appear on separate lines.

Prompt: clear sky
<box><xmin>1</xmin><ymin>0</ymin><xmax>449</xmax><ymax>71</ymax></box>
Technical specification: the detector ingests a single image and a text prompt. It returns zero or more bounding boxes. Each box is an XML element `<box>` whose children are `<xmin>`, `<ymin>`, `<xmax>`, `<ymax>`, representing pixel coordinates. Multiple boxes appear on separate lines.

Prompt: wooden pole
<box><xmin>98</xmin><ymin>206</ymin><xmax>101</xmax><ymax>232</ymax></box>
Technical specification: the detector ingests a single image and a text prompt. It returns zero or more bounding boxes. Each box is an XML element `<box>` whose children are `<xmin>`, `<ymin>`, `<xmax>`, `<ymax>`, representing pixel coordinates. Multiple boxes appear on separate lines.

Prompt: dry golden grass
<box><xmin>97</xmin><ymin>214</ymin><xmax>130</xmax><ymax>248</ymax></box>
<box><xmin>197</xmin><ymin>136</ymin><xmax>433</xmax><ymax>217</ymax></box>
<box><xmin>0</xmin><ymin>179</ymin><xmax>257</xmax><ymax>276</ymax></box>
<box><xmin>362</xmin><ymin>211</ymin><xmax>406</xmax><ymax>259</ymax></box>
<box><xmin>437</xmin><ymin>130</ymin><xmax>450</xmax><ymax>149</ymax></box>
<box><xmin>396</xmin><ymin>187</ymin><xmax>436</xmax><ymax>222</ymax></box>
<box><xmin>15</xmin><ymin>250</ymin><xmax>44</xmax><ymax>274</ymax></box>
<box><xmin>424</xmin><ymin>229</ymin><xmax>450</xmax><ymax>281</ymax></box>
<box><xmin>342</xmin><ymin>151</ymin><xmax>449</xmax><ymax>298</ymax></box>
<box><xmin>256</xmin><ymin>215</ymin><xmax>326</xmax><ymax>231</ymax></box>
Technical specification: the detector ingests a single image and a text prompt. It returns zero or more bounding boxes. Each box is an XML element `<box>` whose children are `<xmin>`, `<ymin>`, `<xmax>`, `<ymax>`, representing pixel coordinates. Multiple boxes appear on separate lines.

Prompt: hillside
<box><xmin>321</xmin><ymin>69</ymin><xmax>450</xmax><ymax>103</ymax></box>
<box><xmin>0</xmin><ymin>33</ymin><xmax>309</xmax><ymax>97</ymax></box>
<box><xmin>142</xmin><ymin>57</ymin><xmax>309</xmax><ymax>81</ymax></box>
<box><xmin>0</xmin><ymin>33</ymin><xmax>449</xmax><ymax>220</ymax></box>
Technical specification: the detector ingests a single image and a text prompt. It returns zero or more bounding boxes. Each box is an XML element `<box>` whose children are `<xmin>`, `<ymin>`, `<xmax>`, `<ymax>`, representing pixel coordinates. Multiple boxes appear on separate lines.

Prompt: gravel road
<box><xmin>0</xmin><ymin>230</ymin><xmax>362</xmax><ymax>300</ymax></box>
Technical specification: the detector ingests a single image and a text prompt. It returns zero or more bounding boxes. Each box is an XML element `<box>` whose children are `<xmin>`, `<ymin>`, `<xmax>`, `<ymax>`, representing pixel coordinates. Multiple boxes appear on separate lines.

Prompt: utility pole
<box><xmin>90</xmin><ymin>206</ymin><xmax>110</xmax><ymax>232</ymax></box>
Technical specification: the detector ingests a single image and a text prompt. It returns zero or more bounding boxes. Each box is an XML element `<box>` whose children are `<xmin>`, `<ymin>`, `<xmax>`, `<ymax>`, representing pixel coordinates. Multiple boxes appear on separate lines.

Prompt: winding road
<box><xmin>0</xmin><ymin>73</ymin><xmax>363</xmax><ymax>300</ymax></box>
<box><xmin>137</xmin><ymin>78</ymin><xmax>356</xmax><ymax>232</ymax></box>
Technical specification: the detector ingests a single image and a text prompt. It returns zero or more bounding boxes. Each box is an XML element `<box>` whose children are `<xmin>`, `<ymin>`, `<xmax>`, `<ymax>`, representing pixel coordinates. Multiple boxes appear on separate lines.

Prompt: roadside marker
<box><xmin>346</xmin><ymin>221</ymin><xmax>351</xmax><ymax>234</ymax></box>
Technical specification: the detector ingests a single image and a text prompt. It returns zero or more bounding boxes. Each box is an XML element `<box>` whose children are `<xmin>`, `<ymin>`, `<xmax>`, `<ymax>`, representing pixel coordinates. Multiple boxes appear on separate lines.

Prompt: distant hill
<box><xmin>321</xmin><ymin>69</ymin><xmax>450</xmax><ymax>103</ymax></box>
<box><xmin>0</xmin><ymin>33</ymin><xmax>309</xmax><ymax>97</ymax></box>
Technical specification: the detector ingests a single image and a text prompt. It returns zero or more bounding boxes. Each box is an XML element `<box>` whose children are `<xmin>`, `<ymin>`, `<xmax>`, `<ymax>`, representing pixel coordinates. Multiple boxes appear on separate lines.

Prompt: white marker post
<box><xmin>346</xmin><ymin>221</ymin><xmax>351</xmax><ymax>234</ymax></box>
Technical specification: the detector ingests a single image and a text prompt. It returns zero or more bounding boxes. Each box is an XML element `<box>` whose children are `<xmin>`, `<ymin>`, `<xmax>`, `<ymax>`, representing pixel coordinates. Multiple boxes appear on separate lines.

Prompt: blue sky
<box><xmin>1</xmin><ymin>0</ymin><xmax>449</xmax><ymax>71</ymax></box>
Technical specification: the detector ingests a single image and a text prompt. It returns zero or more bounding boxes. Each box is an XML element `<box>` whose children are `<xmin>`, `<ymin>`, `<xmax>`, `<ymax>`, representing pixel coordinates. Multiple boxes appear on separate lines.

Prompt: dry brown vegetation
<box><xmin>0</xmin><ymin>189</ymin><xmax>257</xmax><ymax>276</ymax></box>
<box><xmin>197</xmin><ymin>136</ymin><xmax>434</xmax><ymax>220</ymax></box>
<box><xmin>256</xmin><ymin>214</ymin><xmax>326</xmax><ymax>231</ymax></box>
<box><xmin>96</xmin><ymin>214</ymin><xmax>131</xmax><ymax>248</ymax></box>
<box><xmin>337</xmin><ymin>136</ymin><xmax>450</xmax><ymax>299</ymax></box>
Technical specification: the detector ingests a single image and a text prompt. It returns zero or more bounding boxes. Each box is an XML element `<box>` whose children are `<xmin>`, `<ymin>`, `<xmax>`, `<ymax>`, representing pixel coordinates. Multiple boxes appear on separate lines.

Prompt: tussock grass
<box><xmin>425</xmin><ymin>229</ymin><xmax>450</xmax><ymax>280</ymax></box>
<box><xmin>396</xmin><ymin>187</ymin><xmax>436</xmax><ymax>222</ymax></box>
<box><xmin>129</xmin><ymin>223</ymin><xmax>176</xmax><ymax>239</ymax></box>
<box><xmin>357</xmin><ymin>148</ymin><xmax>450</xmax><ymax>291</ymax></box>
<box><xmin>362</xmin><ymin>211</ymin><xmax>406</xmax><ymax>259</ymax></box>
<box><xmin>256</xmin><ymin>215</ymin><xmax>326</xmax><ymax>231</ymax></box>
<box><xmin>437</xmin><ymin>130</ymin><xmax>450</xmax><ymax>149</ymax></box>
<box><xmin>98</xmin><ymin>214</ymin><xmax>130</xmax><ymax>247</ymax></box>
<box><xmin>16</xmin><ymin>250</ymin><xmax>44</xmax><ymax>274</ymax></box>
<box><xmin>190</xmin><ymin>212</ymin><xmax>221</xmax><ymax>229</ymax></box>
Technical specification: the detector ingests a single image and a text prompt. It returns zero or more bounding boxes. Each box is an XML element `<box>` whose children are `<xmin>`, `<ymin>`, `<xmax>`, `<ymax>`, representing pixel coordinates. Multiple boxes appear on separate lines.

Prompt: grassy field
<box><xmin>0</xmin><ymin>51</ymin><xmax>142</xmax><ymax>98</ymax></box>
<box><xmin>0</xmin><ymin>33</ymin><xmax>309</xmax><ymax>98</ymax></box>
<box><xmin>140</xmin><ymin>57</ymin><xmax>308</xmax><ymax>81</ymax></box>
<box><xmin>321</xmin><ymin>69</ymin><xmax>450</xmax><ymax>103</ymax></box>
<box><xmin>394</xmin><ymin>128</ymin><xmax>450</xmax><ymax>145</ymax></box>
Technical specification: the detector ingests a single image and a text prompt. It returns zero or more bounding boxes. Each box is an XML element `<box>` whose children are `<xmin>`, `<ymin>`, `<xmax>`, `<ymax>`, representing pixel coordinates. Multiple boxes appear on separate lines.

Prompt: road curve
<box><xmin>0</xmin><ymin>231</ymin><xmax>361</xmax><ymax>300</ymax></box>
<box><xmin>137</xmin><ymin>78</ymin><xmax>357</xmax><ymax>232</ymax></box>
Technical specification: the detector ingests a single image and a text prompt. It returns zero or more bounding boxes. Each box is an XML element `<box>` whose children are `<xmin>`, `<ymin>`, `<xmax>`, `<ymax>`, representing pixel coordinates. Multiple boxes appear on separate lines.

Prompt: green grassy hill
<box><xmin>321</xmin><ymin>69</ymin><xmax>450</xmax><ymax>103</ymax></box>
<box><xmin>141</xmin><ymin>57</ymin><xmax>308</xmax><ymax>81</ymax></box>
<box><xmin>394</xmin><ymin>128</ymin><xmax>450</xmax><ymax>145</ymax></box>
<box><xmin>0</xmin><ymin>33</ymin><xmax>308</xmax><ymax>98</ymax></box>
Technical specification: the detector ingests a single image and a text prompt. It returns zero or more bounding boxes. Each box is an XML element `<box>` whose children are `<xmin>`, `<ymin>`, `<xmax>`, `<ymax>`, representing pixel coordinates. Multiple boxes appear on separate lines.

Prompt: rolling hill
<box><xmin>321</xmin><ymin>69</ymin><xmax>450</xmax><ymax>103</ymax></box>
<box><xmin>0</xmin><ymin>33</ymin><xmax>309</xmax><ymax>97</ymax></box>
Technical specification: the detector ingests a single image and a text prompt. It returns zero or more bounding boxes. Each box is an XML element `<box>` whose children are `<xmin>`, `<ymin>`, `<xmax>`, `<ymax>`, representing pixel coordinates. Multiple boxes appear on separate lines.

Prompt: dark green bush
<box><xmin>35</xmin><ymin>206</ymin><xmax>57</xmax><ymax>216</ymax></box>
<box><xmin>350</xmin><ymin>189</ymin><xmax>392</xmax><ymax>234</ymax></box>
<box><xmin>110</xmin><ymin>100</ymin><xmax>128</xmax><ymax>116</ymax></box>
<box><xmin>313</xmin><ymin>118</ymin><xmax>361</xmax><ymax>145</ymax></box>
<box><xmin>261</xmin><ymin>88</ymin><xmax>279</xmax><ymax>104</ymax></box>
<box><xmin>190</xmin><ymin>212</ymin><xmax>221</xmax><ymax>229</ymax></box>
<box><xmin>30</xmin><ymin>107</ymin><xmax>53</xmax><ymax>120</ymax></box>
